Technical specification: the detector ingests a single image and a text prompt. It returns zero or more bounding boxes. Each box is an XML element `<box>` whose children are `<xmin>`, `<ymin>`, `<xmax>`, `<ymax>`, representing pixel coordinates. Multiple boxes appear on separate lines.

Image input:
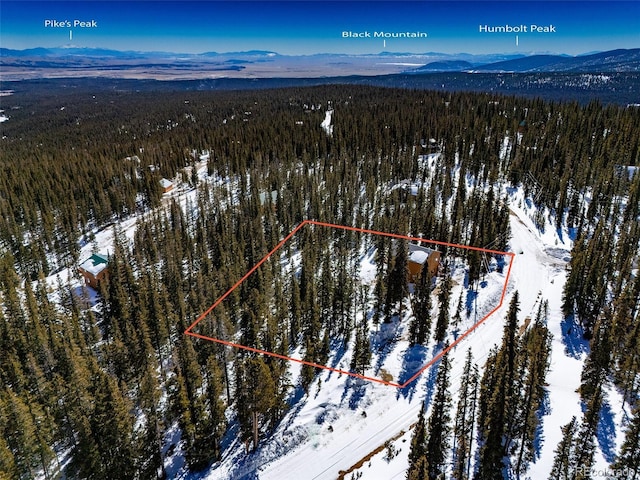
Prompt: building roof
<box><xmin>409</xmin><ymin>249</ymin><xmax>429</xmax><ymax>265</ymax></box>
<box><xmin>408</xmin><ymin>243</ymin><xmax>436</xmax><ymax>265</ymax></box>
<box><xmin>160</xmin><ymin>178</ymin><xmax>174</xmax><ymax>189</ymax></box>
<box><xmin>79</xmin><ymin>253</ymin><xmax>109</xmax><ymax>276</ymax></box>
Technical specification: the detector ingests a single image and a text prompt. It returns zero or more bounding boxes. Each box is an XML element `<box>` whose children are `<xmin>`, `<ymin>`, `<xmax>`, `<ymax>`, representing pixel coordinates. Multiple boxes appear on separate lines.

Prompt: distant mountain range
<box><xmin>412</xmin><ymin>49</ymin><xmax>640</xmax><ymax>73</ymax></box>
<box><xmin>464</xmin><ymin>49</ymin><xmax>640</xmax><ymax>73</ymax></box>
<box><xmin>0</xmin><ymin>47</ymin><xmax>282</xmax><ymax>59</ymax></box>
<box><xmin>1</xmin><ymin>47</ymin><xmax>638</xmax><ymax>80</ymax></box>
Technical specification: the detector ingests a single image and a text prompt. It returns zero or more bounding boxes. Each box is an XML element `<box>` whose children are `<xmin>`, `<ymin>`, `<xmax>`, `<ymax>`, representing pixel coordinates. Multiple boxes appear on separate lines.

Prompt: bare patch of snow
<box><xmin>321</xmin><ymin>110</ymin><xmax>333</xmax><ymax>136</ymax></box>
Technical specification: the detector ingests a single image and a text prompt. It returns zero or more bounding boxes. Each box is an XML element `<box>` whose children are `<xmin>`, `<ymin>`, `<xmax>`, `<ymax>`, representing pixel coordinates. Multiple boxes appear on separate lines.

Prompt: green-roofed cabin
<box><xmin>518</xmin><ymin>120</ymin><xmax>528</xmax><ymax>133</ymax></box>
<box><xmin>78</xmin><ymin>253</ymin><xmax>109</xmax><ymax>288</ymax></box>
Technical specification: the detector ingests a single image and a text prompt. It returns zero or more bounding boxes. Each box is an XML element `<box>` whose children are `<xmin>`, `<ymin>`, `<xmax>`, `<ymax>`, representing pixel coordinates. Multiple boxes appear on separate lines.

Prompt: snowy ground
<box><xmin>44</xmin><ymin>144</ymin><xmax>627</xmax><ymax>479</ymax></box>
<box><xmin>321</xmin><ymin>110</ymin><xmax>333</xmax><ymax>136</ymax></box>
<box><xmin>192</xmin><ymin>186</ymin><xmax>627</xmax><ymax>480</ymax></box>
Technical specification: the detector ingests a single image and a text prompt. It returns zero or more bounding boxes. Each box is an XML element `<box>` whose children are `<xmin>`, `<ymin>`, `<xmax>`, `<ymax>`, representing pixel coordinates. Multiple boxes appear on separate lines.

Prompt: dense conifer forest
<box><xmin>0</xmin><ymin>82</ymin><xmax>638</xmax><ymax>479</ymax></box>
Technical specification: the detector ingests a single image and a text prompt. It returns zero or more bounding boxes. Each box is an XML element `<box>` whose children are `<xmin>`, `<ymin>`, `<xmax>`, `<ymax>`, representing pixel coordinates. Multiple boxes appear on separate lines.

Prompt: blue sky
<box><xmin>1</xmin><ymin>1</ymin><xmax>638</xmax><ymax>55</ymax></box>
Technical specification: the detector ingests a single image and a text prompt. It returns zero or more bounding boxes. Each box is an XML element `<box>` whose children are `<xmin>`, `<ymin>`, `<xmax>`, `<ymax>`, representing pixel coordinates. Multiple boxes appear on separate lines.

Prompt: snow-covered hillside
<box><xmin>70</xmin><ymin>179</ymin><xmax>598</xmax><ymax>479</ymax></box>
<box><xmin>5</xmin><ymin>83</ymin><xmax>638</xmax><ymax>480</ymax></box>
<box><xmin>53</xmin><ymin>150</ymin><xmax>628</xmax><ymax>480</ymax></box>
<box><xmin>169</xmin><ymin>186</ymin><xmax>624</xmax><ymax>480</ymax></box>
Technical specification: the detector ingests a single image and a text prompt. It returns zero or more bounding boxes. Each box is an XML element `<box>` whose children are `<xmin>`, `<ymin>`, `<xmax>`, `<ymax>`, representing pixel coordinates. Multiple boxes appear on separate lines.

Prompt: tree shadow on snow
<box><xmin>597</xmin><ymin>399</ymin><xmax>617</xmax><ymax>463</ymax></box>
<box><xmin>340</xmin><ymin>376</ymin><xmax>368</xmax><ymax>410</ymax></box>
<box><xmin>206</xmin><ymin>421</ymin><xmax>260</xmax><ymax>480</ymax></box>
<box><xmin>225</xmin><ymin>463</ymin><xmax>260</xmax><ymax>480</ymax></box>
<box><xmin>279</xmin><ymin>384</ymin><xmax>309</xmax><ymax>434</ymax></box>
<box><xmin>533</xmin><ymin>390</ymin><xmax>552</xmax><ymax>460</ymax></box>
<box><xmin>325</xmin><ymin>338</ymin><xmax>348</xmax><ymax>378</ymax></box>
<box><xmin>70</xmin><ymin>285</ymin><xmax>99</xmax><ymax>309</ymax></box>
<box><xmin>397</xmin><ymin>344</ymin><xmax>440</xmax><ymax>403</ymax></box>
<box><xmin>465</xmin><ymin>289</ymin><xmax>478</xmax><ymax>316</ymax></box>
<box><xmin>359</xmin><ymin>244</ymin><xmax>377</xmax><ymax>264</ymax></box>
<box><xmin>216</xmin><ymin>385</ymin><xmax>314</xmax><ymax>480</ymax></box>
<box><xmin>371</xmin><ymin>317</ymin><xmax>401</xmax><ymax>374</ymax></box>
<box><xmin>219</xmin><ymin>419</ymin><xmax>241</xmax><ymax>458</ymax></box>
<box><xmin>560</xmin><ymin>316</ymin><xmax>590</xmax><ymax>359</ymax></box>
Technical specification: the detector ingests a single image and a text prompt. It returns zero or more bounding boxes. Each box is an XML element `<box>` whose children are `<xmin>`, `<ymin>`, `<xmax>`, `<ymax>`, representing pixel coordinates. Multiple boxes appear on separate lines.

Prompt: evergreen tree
<box><xmin>205</xmin><ymin>355</ymin><xmax>227</xmax><ymax>460</ymax></box>
<box><xmin>407</xmin><ymin>457</ymin><xmax>429</xmax><ymax>480</ymax></box>
<box><xmin>172</xmin><ymin>365</ymin><xmax>196</xmax><ymax>466</ymax></box>
<box><xmin>333</xmin><ymin>246</ymin><xmax>354</xmax><ymax>340</ymax></box>
<box><xmin>350</xmin><ymin>322</ymin><xmax>369</xmax><ymax>376</ymax></box>
<box><xmin>425</xmin><ymin>351</ymin><xmax>452</xmax><ymax>479</ymax></box>
<box><xmin>1</xmin><ymin>388</ymin><xmax>48</xmax><ymax>480</ymax></box>
<box><xmin>580</xmin><ymin>310</ymin><xmax>613</xmax><ymax>402</ymax></box>
<box><xmin>185</xmin><ymin>393</ymin><xmax>217</xmax><ymax>470</ymax></box>
<box><xmin>476</xmin><ymin>292</ymin><xmax>520</xmax><ymax>480</ymax></box>
<box><xmin>372</xmin><ymin>274</ymin><xmax>386</xmax><ymax>327</ymax></box>
<box><xmin>289</xmin><ymin>277</ymin><xmax>302</xmax><ymax>345</ymax></box>
<box><xmin>236</xmin><ymin>356</ymin><xmax>276</xmax><ymax>450</ymax></box>
<box><xmin>240</xmin><ymin>288</ymin><xmax>263</xmax><ymax>350</ymax></box>
<box><xmin>612</xmin><ymin>404</ymin><xmax>640</xmax><ymax>479</ymax></box>
<box><xmin>89</xmin><ymin>371</ymin><xmax>137</xmax><ymax>480</ymax></box>
<box><xmin>0</xmin><ymin>434</ymin><xmax>17</xmax><ymax>480</ymax></box>
<box><xmin>138</xmin><ymin>364</ymin><xmax>166</xmax><ymax>480</ymax></box>
<box><xmin>385</xmin><ymin>240</ymin><xmax>409</xmax><ymax>321</ymax></box>
<box><xmin>69</xmin><ymin>408</ymin><xmax>103</xmax><ymax>479</ymax></box>
<box><xmin>171</xmin><ymin>338</ymin><xmax>219</xmax><ymax>471</ymax></box>
<box><xmin>548</xmin><ymin>417</ymin><xmax>577</xmax><ymax>480</ymax></box>
<box><xmin>409</xmin><ymin>262</ymin><xmax>433</xmax><ymax>345</ymax></box>
<box><xmin>612</xmin><ymin>276</ymin><xmax>640</xmax><ymax>404</ymax></box>
<box><xmin>452</xmin><ymin>349</ymin><xmax>478</xmax><ymax>480</ymax></box>
<box><xmin>434</xmin><ymin>273</ymin><xmax>452</xmax><ymax>343</ymax></box>
<box><xmin>319</xmin><ymin>254</ymin><xmax>335</xmax><ymax>331</ymax></box>
<box><xmin>300</xmin><ymin>339</ymin><xmax>317</xmax><ymax>393</ymax></box>
<box><xmin>513</xmin><ymin>301</ymin><xmax>551</xmax><ymax>477</ymax></box>
<box><xmin>452</xmin><ymin>288</ymin><xmax>464</xmax><ymax>330</ymax></box>
<box><xmin>467</xmin><ymin>249</ymin><xmax>482</xmax><ymax>289</ymax></box>
<box><xmin>407</xmin><ymin>404</ymin><xmax>428</xmax><ymax>479</ymax></box>
<box><xmin>570</xmin><ymin>385</ymin><xmax>603</xmax><ymax>480</ymax></box>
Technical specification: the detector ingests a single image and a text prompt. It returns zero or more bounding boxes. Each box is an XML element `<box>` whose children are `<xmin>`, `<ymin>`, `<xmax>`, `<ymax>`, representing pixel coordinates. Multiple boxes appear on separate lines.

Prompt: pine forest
<box><xmin>0</xmin><ymin>82</ymin><xmax>639</xmax><ymax>479</ymax></box>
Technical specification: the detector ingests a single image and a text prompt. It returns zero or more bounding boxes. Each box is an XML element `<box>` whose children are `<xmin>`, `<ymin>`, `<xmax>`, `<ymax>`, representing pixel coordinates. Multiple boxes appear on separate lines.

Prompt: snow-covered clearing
<box><xmin>321</xmin><ymin>110</ymin><xmax>333</xmax><ymax>136</ymax></box>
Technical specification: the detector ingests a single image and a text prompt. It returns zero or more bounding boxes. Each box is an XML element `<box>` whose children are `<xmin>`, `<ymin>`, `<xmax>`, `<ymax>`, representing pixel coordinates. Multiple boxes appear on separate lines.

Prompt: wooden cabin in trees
<box><xmin>78</xmin><ymin>253</ymin><xmax>109</xmax><ymax>288</ymax></box>
<box><xmin>407</xmin><ymin>244</ymin><xmax>441</xmax><ymax>283</ymax></box>
<box><xmin>160</xmin><ymin>178</ymin><xmax>175</xmax><ymax>194</ymax></box>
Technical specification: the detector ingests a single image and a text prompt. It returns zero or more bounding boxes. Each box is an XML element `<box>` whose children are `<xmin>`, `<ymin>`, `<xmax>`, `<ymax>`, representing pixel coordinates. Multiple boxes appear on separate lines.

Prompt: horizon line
<box><xmin>2</xmin><ymin>45</ymin><xmax>628</xmax><ymax>57</ymax></box>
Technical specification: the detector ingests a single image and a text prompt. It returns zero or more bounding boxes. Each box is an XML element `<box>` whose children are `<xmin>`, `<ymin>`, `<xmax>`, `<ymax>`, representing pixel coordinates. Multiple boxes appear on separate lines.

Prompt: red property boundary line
<box><xmin>185</xmin><ymin>220</ymin><xmax>516</xmax><ymax>388</ymax></box>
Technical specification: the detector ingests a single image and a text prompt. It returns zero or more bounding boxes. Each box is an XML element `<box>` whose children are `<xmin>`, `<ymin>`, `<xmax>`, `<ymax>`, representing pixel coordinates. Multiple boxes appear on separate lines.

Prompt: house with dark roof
<box><xmin>78</xmin><ymin>253</ymin><xmax>109</xmax><ymax>288</ymax></box>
